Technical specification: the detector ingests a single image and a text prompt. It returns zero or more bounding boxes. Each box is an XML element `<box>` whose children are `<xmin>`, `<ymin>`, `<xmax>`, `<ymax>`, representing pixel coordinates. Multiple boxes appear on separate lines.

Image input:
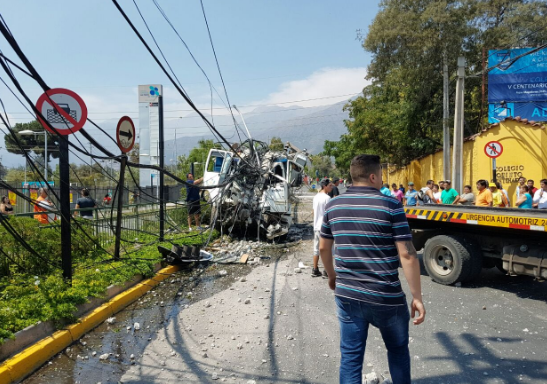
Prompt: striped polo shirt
<box><xmin>320</xmin><ymin>186</ymin><xmax>412</xmax><ymax>306</ymax></box>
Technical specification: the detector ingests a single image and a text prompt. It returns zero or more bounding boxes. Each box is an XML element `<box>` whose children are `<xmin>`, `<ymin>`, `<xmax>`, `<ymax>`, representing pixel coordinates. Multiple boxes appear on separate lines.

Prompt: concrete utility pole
<box><xmin>443</xmin><ymin>51</ymin><xmax>450</xmax><ymax>181</ymax></box>
<box><xmin>452</xmin><ymin>57</ymin><xmax>466</xmax><ymax>193</ymax></box>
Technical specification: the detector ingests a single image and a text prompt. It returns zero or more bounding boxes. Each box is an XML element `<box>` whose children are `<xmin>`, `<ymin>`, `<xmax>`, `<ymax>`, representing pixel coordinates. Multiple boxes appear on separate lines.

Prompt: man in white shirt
<box><xmin>533</xmin><ymin>179</ymin><xmax>547</xmax><ymax>209</ymax></box>
<box><xmin>312</xmin><ymin>179</ymin><xmax>333</xmax><ymax>277</ymax></box>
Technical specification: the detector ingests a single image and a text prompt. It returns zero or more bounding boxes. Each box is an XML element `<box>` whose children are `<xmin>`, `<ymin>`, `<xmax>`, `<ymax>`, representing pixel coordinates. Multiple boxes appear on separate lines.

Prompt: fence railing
<box><xmin>11</xmin><ymin>202</ymin><xmax>187</xmax><ymax>250</ymax></box>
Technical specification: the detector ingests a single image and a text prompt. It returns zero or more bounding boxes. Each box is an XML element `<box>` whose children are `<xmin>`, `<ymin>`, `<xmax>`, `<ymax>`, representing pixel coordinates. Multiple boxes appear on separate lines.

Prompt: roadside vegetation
<box><xmin>0</xmin><ymin>214</ymin><xmax>218</xmax><ymax>343</ymax></box>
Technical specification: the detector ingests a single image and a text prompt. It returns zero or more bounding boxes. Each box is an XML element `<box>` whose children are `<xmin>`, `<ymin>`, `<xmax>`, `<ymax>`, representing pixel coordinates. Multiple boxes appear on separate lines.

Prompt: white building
<box><xmin>138</xmin><ymin>84</ymin><xmax>162</xmax><ymax>188</ymax></box>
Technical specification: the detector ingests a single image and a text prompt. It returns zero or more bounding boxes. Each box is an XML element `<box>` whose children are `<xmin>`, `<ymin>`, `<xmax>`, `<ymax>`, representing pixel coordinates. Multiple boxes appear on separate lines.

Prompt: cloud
<box><xmin>258</xmin><ymin>67</ymin><xmax>369</xmax><ymax>108</ymax></box>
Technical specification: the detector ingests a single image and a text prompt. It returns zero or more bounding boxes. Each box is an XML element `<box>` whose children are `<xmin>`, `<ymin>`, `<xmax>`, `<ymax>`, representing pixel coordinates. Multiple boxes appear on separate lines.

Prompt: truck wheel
<box><xmin>423</xmin><ymin>235</ymin><xmax>476</xmax><ymax>285</ymax></box>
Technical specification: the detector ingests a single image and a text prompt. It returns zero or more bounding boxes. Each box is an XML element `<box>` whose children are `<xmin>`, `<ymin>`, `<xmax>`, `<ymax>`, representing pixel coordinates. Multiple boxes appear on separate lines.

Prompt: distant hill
<box><xmin>164</xmin><ymin>100</ymin><xmax>349</xmax><ymax>159</ymax></box>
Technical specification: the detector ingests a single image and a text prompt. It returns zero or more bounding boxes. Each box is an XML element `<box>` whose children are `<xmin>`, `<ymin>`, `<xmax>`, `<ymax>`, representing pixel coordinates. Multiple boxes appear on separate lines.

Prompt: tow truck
<box><xmin>405</xmin><ymin>205</ymin><xmax>547</xmax><ymax>285</ymax></box>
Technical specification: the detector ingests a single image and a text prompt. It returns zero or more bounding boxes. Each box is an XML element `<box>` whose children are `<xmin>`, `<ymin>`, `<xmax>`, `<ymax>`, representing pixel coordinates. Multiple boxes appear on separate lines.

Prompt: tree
<box><xmin>177</xmin><ymin>139</ymin><xmax>221</xmax><ymax>179</ymax></box>
<box><xmin>4</xmin><ymin>121</ymin><xmax>59</xmax><ymax>172</ymax></box>
<box><xmin>268</xmin><ymin>137</ymin><xmax>284</xmax><ymax>152</ymax></box>
<box><xmin>325</xmin><ymin>0</ymin><xmax>547</xmax><ymax>167</ymax></box>
<box><xmin>307</xmin><ymin>155</ymin><xmax>334</xmax><ymax>179</ymax></box>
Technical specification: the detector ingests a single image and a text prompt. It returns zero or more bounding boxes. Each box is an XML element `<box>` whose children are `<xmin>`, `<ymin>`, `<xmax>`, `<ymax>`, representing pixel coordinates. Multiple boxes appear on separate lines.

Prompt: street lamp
<box><xmin>19</xmin><ymin>129</ymin><xmax>48</xmax><ymax>183</ymax></box>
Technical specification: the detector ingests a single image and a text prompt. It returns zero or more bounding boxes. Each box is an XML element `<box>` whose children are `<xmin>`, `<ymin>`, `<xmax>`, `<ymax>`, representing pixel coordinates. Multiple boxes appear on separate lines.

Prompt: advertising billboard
<box><xmin>488</xmin><ymin>47</ymin><xmax>547</xmax><ymax>123</ymax></box>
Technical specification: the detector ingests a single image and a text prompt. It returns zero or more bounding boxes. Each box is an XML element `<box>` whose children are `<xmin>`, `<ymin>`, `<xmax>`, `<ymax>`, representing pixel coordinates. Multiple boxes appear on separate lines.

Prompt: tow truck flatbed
<box><xmin>403</xmin><ymin>205</ymin><xmax>547</xmax><ymax>285</ymax></box>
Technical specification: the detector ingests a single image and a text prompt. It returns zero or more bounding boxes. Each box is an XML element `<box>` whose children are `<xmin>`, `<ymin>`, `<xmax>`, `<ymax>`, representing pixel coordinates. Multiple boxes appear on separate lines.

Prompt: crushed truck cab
<box><xmin>405</xmin><ymin>205</ymin><xmax>547</xmax><ymax>285</ymax></box>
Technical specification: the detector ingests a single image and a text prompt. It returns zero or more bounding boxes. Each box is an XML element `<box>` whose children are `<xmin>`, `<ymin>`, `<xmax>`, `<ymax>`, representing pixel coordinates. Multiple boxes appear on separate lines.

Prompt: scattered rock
<box><xmin>363</xmin><ymin>372</ymin><xmax>379</xmax><ymax>384</ymax></box>
<box><xmin>287</xmin><ymin>335</ymin><xmax>294</xmax><ymax>340</ymax></box>
<box><xmin>244</xmin><ymin>298</ymin><xmax>251</xmax><ymax>304</ymax></box>
<box><xmin>219</xmin><ymin>270</ymin><xmax>228</xmax><ymax>277</ymax></box>
<box><xmin>237</xmin><ymin>343</ymin><xmax>243</xmax><ymax>350</ymax></box>
<box><xmin>205</xmin><ymin>301</ymin><xmax>211</xmax><ymax>308</ymax></box>
<box><xmin>105</xmin><ymin>317</ymin><xmax>116</xmax><ymax>325</ymax></box>
<box><xmin>212</xmin><ymin>372</ymin><xmax>219</xmax><ymax>380</ymax></box>
<box><xmin>240</xmin><ymin>277</ymin><xmax>247</xmax><ymax>282</ymax></box>
<box><xmin>99</xmin><ymin>353</ymin><xmax>109</xmax><ymax>361</ymax></box>
<box><xmin>294</xmin><ymin>268</ymin><xmax>302</xmax><ymax>274</ymax></box>
<box><xmin>91</xmin><ymin>351</ymin><xmax>97</xmax><ymax>357</ymax></box>
<box><xmin>202</xmin><ymin>352</ymin><xmax>208</xmax><ymax>358</ymax></box>
<box><xmin>134</xmin><ymin>322</ymin><xmax>141</xmax><ymax>331</ymax></box>
<box><xmin>130</xmin><ymin>354</ymin><xmax>135</xmax><ymax>359</ymax></box>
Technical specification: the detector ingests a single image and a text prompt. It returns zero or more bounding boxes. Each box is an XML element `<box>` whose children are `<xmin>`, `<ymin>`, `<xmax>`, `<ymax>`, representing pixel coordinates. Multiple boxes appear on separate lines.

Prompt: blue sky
<box><xmin>0</xmin><ymin>0</ymin><xmax>379</xmax><ymax>166</ymax></box>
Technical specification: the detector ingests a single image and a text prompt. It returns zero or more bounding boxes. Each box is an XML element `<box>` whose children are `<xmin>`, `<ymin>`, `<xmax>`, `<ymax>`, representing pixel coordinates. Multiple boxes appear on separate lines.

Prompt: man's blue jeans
<box><xmin>335</xmin><ymin>296</ymin><xmax>411</xmax><ymax>384</ymax></box>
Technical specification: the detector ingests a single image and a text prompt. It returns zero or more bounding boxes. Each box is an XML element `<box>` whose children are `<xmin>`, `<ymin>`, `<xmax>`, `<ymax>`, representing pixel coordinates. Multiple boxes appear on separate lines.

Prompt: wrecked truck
<box><xmin>202</xmin><ymin>139</ymin><xmax>308</xmax><ymax>240</ymax></box>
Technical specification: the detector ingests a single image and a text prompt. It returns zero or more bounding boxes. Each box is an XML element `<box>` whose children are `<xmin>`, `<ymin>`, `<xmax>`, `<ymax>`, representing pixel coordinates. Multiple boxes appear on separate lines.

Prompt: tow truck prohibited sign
<box><xmin>36</xmin><ymin>88</ymin><xmax>87</xmax><ymax>135</ymax></box>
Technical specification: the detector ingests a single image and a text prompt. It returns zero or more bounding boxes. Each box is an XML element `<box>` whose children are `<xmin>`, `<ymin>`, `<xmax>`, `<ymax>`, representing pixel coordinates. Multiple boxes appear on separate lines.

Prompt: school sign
<box><xmin>488</xmin><ymin>47</ymin><xmax>547</xmax><ymax>123</ymax></box>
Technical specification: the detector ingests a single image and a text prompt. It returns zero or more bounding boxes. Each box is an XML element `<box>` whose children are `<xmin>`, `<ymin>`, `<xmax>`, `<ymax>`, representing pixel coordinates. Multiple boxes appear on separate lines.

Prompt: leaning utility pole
<box><xmin>452</xmin><ymin>57</ymin><xmax>466</xmax><ymax>193</ymax></box>
<box><xmin>443</xmin><ymin>51</ymin><xmax>450</xmax><ymax>181</ymax></box>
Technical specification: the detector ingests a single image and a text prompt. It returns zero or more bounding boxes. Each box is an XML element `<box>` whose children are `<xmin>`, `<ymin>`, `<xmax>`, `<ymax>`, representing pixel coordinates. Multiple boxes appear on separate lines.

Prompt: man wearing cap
<box><xmin>329</xmin><ymin>177</ymin><xmax>341</xmax><ymax>198</ymax></box>
<box><xmin>440</xmin><ymin>180</ymin><xmax>459</xmax><ymax>205</ymax></box>
<box><xmin>404</xmin><ymin>182</ymin><xmax>418</xmax><ymax>206</ymax></box>
<box><xmin>489</xmin><ymin>182</ymin><xmax>508</xmax><ymax>208</ymax></box>
<box><xmin>312</xmin><ymin>179</ymin><xmax>333</xmax><ymax>277</ymax></box>
<box><xmin>186</xmin><ymin>173</ymin><xmax>204</xmax><ymax>230</ymax></box>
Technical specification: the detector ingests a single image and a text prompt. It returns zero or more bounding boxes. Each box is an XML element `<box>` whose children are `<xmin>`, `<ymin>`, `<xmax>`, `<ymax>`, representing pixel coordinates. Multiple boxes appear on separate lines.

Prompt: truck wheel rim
<box><xmin>429</xmin><ymin>246</ymin><xmax>454</xmax><ymax>276</ymax></box>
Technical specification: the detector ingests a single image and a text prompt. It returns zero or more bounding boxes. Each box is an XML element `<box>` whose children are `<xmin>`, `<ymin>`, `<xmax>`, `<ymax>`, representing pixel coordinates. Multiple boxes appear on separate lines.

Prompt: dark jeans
<box><xmin>335</xmin><ymin>296</ymin><xmax>411</xmax><ymax>384</ymax></box>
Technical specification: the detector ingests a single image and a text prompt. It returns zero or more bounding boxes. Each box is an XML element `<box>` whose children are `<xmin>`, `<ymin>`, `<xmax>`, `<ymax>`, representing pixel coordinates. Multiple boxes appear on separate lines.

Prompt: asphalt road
<box><xmin>24</xmin><ymin>190</ymin><xmax>547</xmax><ymax>384</ymax></box>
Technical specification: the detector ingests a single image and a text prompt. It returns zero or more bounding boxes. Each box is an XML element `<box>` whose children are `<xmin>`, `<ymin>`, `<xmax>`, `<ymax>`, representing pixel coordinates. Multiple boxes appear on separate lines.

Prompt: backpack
<box><xmin>417</xmin><ymin>187</ymin><xmax>431</xmax><ymax>205</ymax></box>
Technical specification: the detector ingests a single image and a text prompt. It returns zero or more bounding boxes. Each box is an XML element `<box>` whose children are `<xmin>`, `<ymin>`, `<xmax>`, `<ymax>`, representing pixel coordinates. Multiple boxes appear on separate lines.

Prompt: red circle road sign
<box><xmin>484</xmin><ymin>141</ymin><xmax>503</xmax><ymax>158</ymax></box>
<box><xmin>116</xmin><ymin>116</ymin><xmax>136</xmax><ymax>153</ymax></box>
<box><xmin>36</xmin><ymin>88</ymin><xmax>87</xmax><ymax>135</ymax></box>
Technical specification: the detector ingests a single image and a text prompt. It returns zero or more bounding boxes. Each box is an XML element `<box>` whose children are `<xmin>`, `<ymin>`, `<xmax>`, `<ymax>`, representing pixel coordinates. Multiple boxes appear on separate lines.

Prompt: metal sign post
<box><xmin>36</xmin><ymin>88</ymin><xmax>87</xmax><ymax>283</ymax></box>
<box><xmin>114</xmin><ymin>116</ymin><xmax>135</xmax><ymax>260</ymax></box>
<box><xmin>159</xmin><ymin>95</ymin><xmax>165</xmax><ymax>242</ymax></box>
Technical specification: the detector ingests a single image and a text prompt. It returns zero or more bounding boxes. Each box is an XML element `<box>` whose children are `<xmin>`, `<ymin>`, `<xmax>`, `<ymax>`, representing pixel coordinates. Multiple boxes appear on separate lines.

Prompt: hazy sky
<box><xmin>0</xmin><ymin>0</ymin><xmax>379</xmax><ymax>166</ymax></box>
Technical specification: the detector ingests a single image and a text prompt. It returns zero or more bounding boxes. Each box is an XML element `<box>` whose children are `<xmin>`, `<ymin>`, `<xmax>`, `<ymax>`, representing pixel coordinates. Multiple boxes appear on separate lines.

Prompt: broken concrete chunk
<box><xmin>99</xmin><ymin>353</ymin><xmax>109</xmax><ymax>361</ymax></box>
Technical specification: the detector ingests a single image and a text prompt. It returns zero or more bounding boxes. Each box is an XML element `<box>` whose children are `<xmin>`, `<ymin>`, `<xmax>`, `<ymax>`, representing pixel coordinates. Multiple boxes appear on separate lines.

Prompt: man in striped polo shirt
<box><xmin>320</xmin><ymin>154</ymin><xmax>425</xmax><ymax>384</ymax></box>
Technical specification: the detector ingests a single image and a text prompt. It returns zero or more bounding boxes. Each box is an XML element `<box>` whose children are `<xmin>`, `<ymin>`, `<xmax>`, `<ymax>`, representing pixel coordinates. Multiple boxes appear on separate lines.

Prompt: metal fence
<box><xmin>0</xmin><ymin>184</ymin><xmax>185</xmax><ymax>215</ymax></box>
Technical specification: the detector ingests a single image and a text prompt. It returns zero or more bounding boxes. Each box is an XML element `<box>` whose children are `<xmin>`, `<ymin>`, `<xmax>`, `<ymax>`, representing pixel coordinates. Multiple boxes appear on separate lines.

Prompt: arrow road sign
<box><xmin>484</xmin><ymin>141</ymin><xmax>503</xmax><ymax>158</ymax></box>
<box><xmin>35</xmin><ymin>88</ymin><xmax>87</xmax><ymax>135</ymax></box>
<box><xmin>116</xmin><ymin>116</ymin><xmax>136</xmax><ymax>153</ymax></box>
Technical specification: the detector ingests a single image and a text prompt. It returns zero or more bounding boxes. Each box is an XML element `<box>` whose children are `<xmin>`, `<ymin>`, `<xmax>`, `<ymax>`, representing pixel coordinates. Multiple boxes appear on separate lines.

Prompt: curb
<box><xmin>0</xmin><ymin>264</ymin><xmax>181</xmax><ymax>384</ymax></box>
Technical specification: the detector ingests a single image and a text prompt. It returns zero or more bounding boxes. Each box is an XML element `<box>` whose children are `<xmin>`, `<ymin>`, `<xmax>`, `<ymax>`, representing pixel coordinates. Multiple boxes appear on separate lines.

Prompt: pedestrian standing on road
<box><xmin>417</xmin><ymin>180</ymin><xmax>436</xmax><ymax>205</ymax></box>
<box><xmin>475</xmin><ymin>180</ymin><xmax>493</xmax><ymax>207</ymax></box>
<box><xmin>532</xmin><ymin>179</ymin><xmax>547</xmax><ymax>209</ymax></box>
<box><xmin>496</xmin><ymin>182</ymin><xmax>510</xmax><ymax>207</ymax></box>
<box><xmin>75</xmin><ymin>188</ymin><xmax>97</xmax><ymax>219</ymax></box>
<box><xmin>516</xmin><ymin>185</ymin><xmax>533</xmax><ymax>209</ymax></box>
<box><xmin>440</xmin><ymin>180</ymin><xmax>459</xmax><ymax>204</ymax></box>
<box><xmin>186</xmin><ymin>173</ymin><xmax>204</xmax><ymax>231</ymax></box>
<box><xmin>432</xmin><ymin>184</ymin><xmax>441</xmax><ymax>203</ymax></box>
<box><xmin>391</xmin><ymin>183</ymin><xmax>403</xmax><ymax>203</ymax></box>
<box><xmin>320</xmin><ymin>154</ymin><xmax>425</xmax><ymax>384</ymax></box>
<box><xmin>453</xmin><ymin>185</ymin><xmax>475</xmax><ymax>205</ymax></box>
<box><xmin>312</xmin><ymin>179</ymin><xmax>333</xmax><ymax>277</ymax></box>
<box><xmin>380</xmin><ymin>183</ymin><xmax>391</xmax><ymax>197</ymax></box>
<box><xmin>398</xmin><ymin>184</ymin><xmax>405</xmax><ymax>195</ymax></box>
<box><xmin>329</xmin><ymin>177</ymin><xmax>340</xmax><ymax>198</ymax></box>
<box><xmin>489</xmin><ymin>183</ymin><xmax>508</xmax><ymax>208</ymax></box>
<box><xmin>403</xmin><ymin>182</ymin><xmax>418</xmax><ymax>206</ymax></box>
<box><xmin>0</xmin><ymin>196</ymin><xmax>14</xmax><ymax>216</ymax></box>
<box><xmin>516</xmin><ymin>176</ymin><xmax>527</xmax><ymax>201</ymax></box>
<box><xmin>34</xmin><ymin>187</ymin><xmax>54</xmax><ymax>224</ymax></box>
<box><xmin>527</xmin><ymin>179</ymin><xmax>538</xmax><ymax>197</ymax></box>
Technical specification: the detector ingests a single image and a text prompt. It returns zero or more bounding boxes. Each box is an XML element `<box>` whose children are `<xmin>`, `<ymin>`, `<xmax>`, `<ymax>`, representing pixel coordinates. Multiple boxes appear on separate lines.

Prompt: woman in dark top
<box><xmin>0</xmin><ymin>195</ymin><xmax>14</xmax><ymax>215</ymax></box>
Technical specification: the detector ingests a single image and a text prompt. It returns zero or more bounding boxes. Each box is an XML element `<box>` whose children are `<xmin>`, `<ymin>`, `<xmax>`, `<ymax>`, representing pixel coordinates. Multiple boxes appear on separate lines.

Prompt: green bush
<box><xmin>0</xmin><ymin>229</ymin><xmax>218</xmax><ymax>343</ymax></box>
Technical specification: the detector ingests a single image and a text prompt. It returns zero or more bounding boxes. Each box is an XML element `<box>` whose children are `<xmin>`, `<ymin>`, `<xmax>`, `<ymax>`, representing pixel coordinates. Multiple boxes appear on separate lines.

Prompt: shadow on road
<box><xmin>412</xmin><ymin>331</ymin><xmax>547</xmax><ymax>383</ymax></box>
<box><xmin>417</xmin><ymin>254</ymin><xmax>547</xmax><ymax>304</ymax></box>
